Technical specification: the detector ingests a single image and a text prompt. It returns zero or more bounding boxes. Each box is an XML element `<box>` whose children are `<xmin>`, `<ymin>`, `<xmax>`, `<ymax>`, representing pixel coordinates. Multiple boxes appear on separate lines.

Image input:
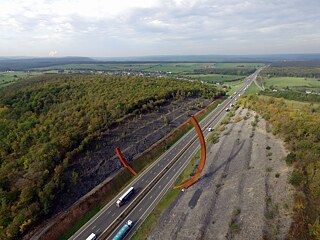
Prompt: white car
<box><xmin>208</xmin><ymin>127</ymin><xmax>213</xmax><ymax>132</ymax></box>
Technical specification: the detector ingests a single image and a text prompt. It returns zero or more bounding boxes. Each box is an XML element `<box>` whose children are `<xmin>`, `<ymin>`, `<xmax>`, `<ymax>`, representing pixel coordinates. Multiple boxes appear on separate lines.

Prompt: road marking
<box><xmin>150</xmin><ymin>170</ymin><xmax>153</xmax><ymax>174</ymax></box>
<box><xmin>92</xmin><ymin>225</ymin><xmax>96</xmax><ymax>230</ymax></box>
<box><xmin>97</xmin><ymin>228</ymin><xmax>100</xmax><ymax>233</ymax></box>
<box><xmin>173</xmin><ymin>168</ymin><xmax>176</xmax><ymax>171</ymax></box>
<box><xmin>150</xmin><ymin>195</ymin><xmax>153</xmax><ymax>199</ymax></box>
<box><xmin>159</xmin><ymin>185</ymin><xmax>162</xmax><ymax>188</ymax></box>
<box><xmin>166</xmin><ymin>176</ymin><xmax>169</xmax><ymax>179</ymax></box>
<box><xmin>141</xmin><ymin>178</ymin><xmax>144</xmax><ymax>182</ymax></box>
<box><xmin>139</xmin><ymin>207</ymin><xmax>142</xmax><ymax>212</ymax></box>
<box><xmin>112</xmin><ymin>212</ymin><xmax>115</xmax><ymax>217</ymax></box>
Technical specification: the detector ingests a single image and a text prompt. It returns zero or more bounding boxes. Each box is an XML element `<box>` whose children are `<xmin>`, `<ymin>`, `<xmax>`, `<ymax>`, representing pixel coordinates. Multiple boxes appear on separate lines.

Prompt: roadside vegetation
<box><xmin>239</xmin><ymin>95</ymin><xmax>320</xmax><ymax>240</ymax></box>
<box><xmin>0</xmin><ymin>74</ymin><xmax>224</xmax><ymax>239</ymax></box>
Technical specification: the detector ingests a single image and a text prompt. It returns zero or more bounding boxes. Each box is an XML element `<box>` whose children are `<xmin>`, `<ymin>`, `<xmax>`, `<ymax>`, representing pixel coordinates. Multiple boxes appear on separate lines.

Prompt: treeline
<box><xmin>0</xmin><ymin>74</ymin><xmax>224</xmax><ymax>239</ymax></box>
<box><xmin>192</xmin><ymin>67</ymin><xmax>256</xmax><ymax>76</ymax></box>
<box><xmin>240</xmin><ymin>95</ymin><xmax>320</xmax><ymax>239</ymax></box>
<box><xmin>261</xmin><ymin>67</ymin><xmax>320</xmax><ymax>78</ymax></box>
<box><xmin>271</xmin><ymin>61</ymin><xmax>320</xmax><ymax>68</ymax></box>
<box><xmin>261</xmin><ymin>91</ymin><xmax>320</xmax><ymax>103</ymax></box>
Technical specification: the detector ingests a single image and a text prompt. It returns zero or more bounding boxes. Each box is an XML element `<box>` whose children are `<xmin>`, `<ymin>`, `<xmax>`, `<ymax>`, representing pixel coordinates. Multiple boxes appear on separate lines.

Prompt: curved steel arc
<box><xmin>115</xmin><ymin>147</ymin><xmax>138</xmax><ymax>176</ymax></box>
<box><xmin>174</xmin><ymin>116</ymin><xmax>206</xmax><ymax>189</ymax></box>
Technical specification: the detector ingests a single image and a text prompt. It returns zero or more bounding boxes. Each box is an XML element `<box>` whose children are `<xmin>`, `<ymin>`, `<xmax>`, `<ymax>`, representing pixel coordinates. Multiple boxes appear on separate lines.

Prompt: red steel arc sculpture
<box><xmin>115</xmin><ymin>147</ymin><xmax>138</xmax><ymax>176</ymax></box>
<box><xmin>174</xmin><ymin>116</ymin><xmax>206</xmax><ymax>189</ymax></box>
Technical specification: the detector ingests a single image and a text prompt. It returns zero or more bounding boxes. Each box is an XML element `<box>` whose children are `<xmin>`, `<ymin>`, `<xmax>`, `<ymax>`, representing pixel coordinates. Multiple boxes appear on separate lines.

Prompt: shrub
<box><xmin>289</xmin><ymin>171</ymin><xmax>303</xmax><ymax>186</ymax></box>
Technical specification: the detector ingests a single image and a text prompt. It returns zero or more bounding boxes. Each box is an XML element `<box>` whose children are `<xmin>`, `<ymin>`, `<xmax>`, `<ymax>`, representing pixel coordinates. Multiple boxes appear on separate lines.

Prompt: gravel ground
<box><xmin>149</xmin><ymin>107</ymin><xmax>293</xmax><ymax>240</ymax></box>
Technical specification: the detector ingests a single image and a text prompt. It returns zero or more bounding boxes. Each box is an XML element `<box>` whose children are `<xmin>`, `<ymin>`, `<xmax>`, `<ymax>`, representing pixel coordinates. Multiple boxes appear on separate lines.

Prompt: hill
<box><xmin>0</xmin><ymin>74</ymin><xmax>223</xmax><ymax>239</ymax></box>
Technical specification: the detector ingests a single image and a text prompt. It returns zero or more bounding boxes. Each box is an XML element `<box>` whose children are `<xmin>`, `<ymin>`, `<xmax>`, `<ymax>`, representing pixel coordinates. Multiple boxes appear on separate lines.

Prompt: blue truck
<box><xmin>112</xmin><ymin>220</ymin><xmax>133</xmax><ymax>240</ymax></box>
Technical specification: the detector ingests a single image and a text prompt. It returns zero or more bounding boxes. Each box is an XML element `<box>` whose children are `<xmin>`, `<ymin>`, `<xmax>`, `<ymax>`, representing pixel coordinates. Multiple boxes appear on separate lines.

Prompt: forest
<box><xmin>240</xmin><ymin>95</ymin><xmax>320</xmax><ymax>239</ymax></box>
<box><xmin>0</xmin><ymin>74</ymin><xmax>224</xmax><ymax>239</ymax></box>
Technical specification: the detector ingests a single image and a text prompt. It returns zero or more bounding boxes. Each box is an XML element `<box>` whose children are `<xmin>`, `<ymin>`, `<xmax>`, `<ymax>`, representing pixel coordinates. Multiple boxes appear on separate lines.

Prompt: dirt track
<box><xmin>149</xmin><ymin>107</ymin><xmax>293</xmax><ymax>240</ymax></box>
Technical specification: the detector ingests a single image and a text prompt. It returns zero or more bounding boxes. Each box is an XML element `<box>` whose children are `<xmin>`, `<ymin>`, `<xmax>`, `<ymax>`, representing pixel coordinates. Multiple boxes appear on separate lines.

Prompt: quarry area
<box><xmin>149</xmin><ymin>107</ymin><xmax>293</xmax><ymax>240</ymax></box>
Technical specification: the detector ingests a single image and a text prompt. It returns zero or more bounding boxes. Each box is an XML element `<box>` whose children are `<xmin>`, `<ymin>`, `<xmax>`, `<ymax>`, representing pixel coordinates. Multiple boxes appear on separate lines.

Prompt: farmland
<box><xmin>263</xmin><ymin>76</ymin><xmax>320</xmax><ymax>93</ymax></box>
<box><xmin>0</xmin><ymin>71</ymin><xmax>42</xmax><ymax>89</ymax></box>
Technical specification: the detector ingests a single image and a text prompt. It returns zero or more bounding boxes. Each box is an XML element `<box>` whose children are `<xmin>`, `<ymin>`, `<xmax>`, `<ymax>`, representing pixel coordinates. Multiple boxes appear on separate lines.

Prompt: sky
<box><xmin>1</xmin><ymin>0</ymin><xmax>320</xmax><ymax>57</ymax></box>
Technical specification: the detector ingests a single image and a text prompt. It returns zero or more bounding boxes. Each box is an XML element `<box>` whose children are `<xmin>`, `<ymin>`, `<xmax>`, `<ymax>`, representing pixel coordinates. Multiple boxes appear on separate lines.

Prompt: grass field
<box><xmin>264</xmin><ymin>77</ymin><xmax>320</xmax><ymax>93</ymax></box>
<box><xmin>0</xmin><ymin>71</ymin><xmax>41</xmax><ymax>88</ymax></box>
<box><xmin>188</xmin><ymin>74</ymin><xmax>245</xmax><ymax>83</ymax></box>
<box><xmin>226</xmin><ymin>80</ymin><xmax>244</xmax><ymax>95</ymax></box>
<box><xmin>244</xmin><ymin>82</ymin><xmax>260</xmax><ymax>95</ymax></box>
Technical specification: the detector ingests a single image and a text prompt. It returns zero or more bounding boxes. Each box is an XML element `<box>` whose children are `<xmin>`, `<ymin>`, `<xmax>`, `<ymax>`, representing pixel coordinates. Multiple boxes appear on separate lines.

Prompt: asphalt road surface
<box><xmin>70</xmin><ymin>69</ymin><xmax>263</xmax><ymax>240</ymax></box>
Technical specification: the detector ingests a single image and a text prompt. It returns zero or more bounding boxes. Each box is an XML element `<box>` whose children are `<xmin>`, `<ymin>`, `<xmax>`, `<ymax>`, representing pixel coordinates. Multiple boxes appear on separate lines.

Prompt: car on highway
<box><xmin>208</xmin><ymin>127</ymin><xmax>213</xmax><ymax>132</ymax></box>
<box><xmin>225</xmin><ymin>108</ymin><xmax>230</xmax><ymax>112</ymax></box>
<box><xmin>86</xmin><ymin>233</ymin><xmax>96</xmax><ymax>240</ymax></box>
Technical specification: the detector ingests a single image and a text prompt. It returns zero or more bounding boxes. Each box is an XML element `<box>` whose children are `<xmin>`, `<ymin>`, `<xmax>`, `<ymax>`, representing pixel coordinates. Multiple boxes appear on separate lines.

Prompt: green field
<box><xmin>38</xmin><ymin>63</ymin><xmax>218</xmax><ymax>73</ymax></box>
<box><xmin>226</xmin><ymin>80</ymin><xmax>244</xmax><ymax>95</ymax></box>
<box><xmin>37</xmin><ymin>62</ymin><xmax>263</xmax><ymax>74</ymax></box>
<box><xmin>244</xmin><ymin>83</ymin><xmax>260</xmax><ymax>95</ymax></box>
<box><xmin>264</xmin><ymin>77</ymin><xmax>320</xmax><ymax>93</ymax></box>
<box><xmin>188</xmin><ymin>74</ymin><xmax>245</xmax><ymax>83</ymax></box>
<box><xmin>213</xmin><ymin>63</ymin><xmax>264</xmax><ymax>68</ymax></box>
<box><xmin>0</xmin><ymin>71</ymin><xmax>42</xmax><ymax>88</ymax></box>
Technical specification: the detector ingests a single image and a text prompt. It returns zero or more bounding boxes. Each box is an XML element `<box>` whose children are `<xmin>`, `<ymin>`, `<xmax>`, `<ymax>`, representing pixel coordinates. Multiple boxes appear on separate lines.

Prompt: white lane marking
<box><xmin>159</xmin><ymin>185</ymin><xmax>162</xmax><ymax>188</ymax></box>
<box><xmin>97</xmin><ymin>228</ymin><xmax>100</xmax><ymax>233</ymax></box>
<box><xmin>139</xmin><ymin>207</ymin><xmax>142</xmax><ymax>212</ymax></box>
<box><xmin>173</xmin><ymin>168</ymin><xmax>176</xmax><ymax>171</ymax></box>
<box><xmin>150</xmin><ymin>195</ymin><xmax>153</xmax><ymax>199</ymax></box>
<box><xmin>141</xmin><ymin>178</ymin><xmax>144</xmax><ymax>182</ymax></box>
<box><xmin>112</xmin><ymin>212</ymin><xmax>115</xmax><ymax>217</ymax></box>
<box><xmin>92</xmin><ymin>225</ymin><xmax>96</xmax><ymax>230</ymax></box>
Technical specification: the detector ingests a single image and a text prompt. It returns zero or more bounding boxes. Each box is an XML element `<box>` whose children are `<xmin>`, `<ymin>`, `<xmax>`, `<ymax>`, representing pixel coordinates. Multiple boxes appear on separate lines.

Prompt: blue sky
<box><xmin>1</xmin><ymin>0</ymin><xmax>320</xmax><ymax>57</ymax></box>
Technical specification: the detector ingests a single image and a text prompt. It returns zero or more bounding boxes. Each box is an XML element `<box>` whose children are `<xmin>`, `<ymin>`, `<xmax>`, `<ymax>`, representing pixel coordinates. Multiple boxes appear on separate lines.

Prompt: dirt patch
<box><xmin>149</xmin><ymin>107</ymin><xmax>294</xmax><ymax>240</ymax></box>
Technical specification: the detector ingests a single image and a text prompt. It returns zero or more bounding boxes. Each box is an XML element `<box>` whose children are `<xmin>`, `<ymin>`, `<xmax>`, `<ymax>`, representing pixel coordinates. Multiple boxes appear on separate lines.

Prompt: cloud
<box><xmin>0</xmin><ymin>0</ymin><xmax>320</xmax><ymax>56</ymax></box>
<box><xmin>49</xmin><ymin>50</ymin><xmax>58</xmax><ymax>56</ymax></box>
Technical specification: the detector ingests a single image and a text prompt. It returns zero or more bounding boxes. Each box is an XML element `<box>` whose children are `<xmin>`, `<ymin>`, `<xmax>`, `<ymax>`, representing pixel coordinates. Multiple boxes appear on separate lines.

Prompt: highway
<box><xmin>70</xmin><ymin>68</ymin><xmax>262</xmax><ymax>240</ymax></box>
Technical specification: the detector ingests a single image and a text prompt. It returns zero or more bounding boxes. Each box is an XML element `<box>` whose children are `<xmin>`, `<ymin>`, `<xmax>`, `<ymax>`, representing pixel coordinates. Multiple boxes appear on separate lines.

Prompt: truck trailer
<box><xmin>112</xmin><ymin>220</ymin><xmax>133</xmax><ymax>240</ymax></box>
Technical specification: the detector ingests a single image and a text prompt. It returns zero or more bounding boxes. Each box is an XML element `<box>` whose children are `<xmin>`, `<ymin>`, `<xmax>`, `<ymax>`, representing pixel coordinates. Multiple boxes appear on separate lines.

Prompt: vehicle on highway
<box><xmin>112</xmin><ymin>220</ymin><xmax>133</xmax><ymax>240</ymax></box>
<box><xmin>116</xmin><ymin>187</ymin><xmax>134</xmax><ymax>207</ymax></box>
<box><xmin>225</xmin><ymin>108</ymin><xmax>230</xmax><ymax>112</ymax></box>
<box><xmin>86</xmin><ymin>233</ymin><xmax>97</xmax><ymax>240</ymax></box>
<box><xmin>208</xmin><ymin>127</ymin><xmax>213</xmax><ymax>132</ymax></box>
<box><xmin>230</xmin><ymin>103</ymin><xmax>234</xmax><ymax>107</ymax></box>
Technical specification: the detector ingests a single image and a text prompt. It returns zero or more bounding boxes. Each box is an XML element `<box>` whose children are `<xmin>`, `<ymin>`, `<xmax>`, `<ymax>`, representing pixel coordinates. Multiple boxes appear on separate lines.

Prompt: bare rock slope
<box><xmin>150</xmin><ymin>107</ymin><xmax>293</xmax><ymax>240</ymax></box>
